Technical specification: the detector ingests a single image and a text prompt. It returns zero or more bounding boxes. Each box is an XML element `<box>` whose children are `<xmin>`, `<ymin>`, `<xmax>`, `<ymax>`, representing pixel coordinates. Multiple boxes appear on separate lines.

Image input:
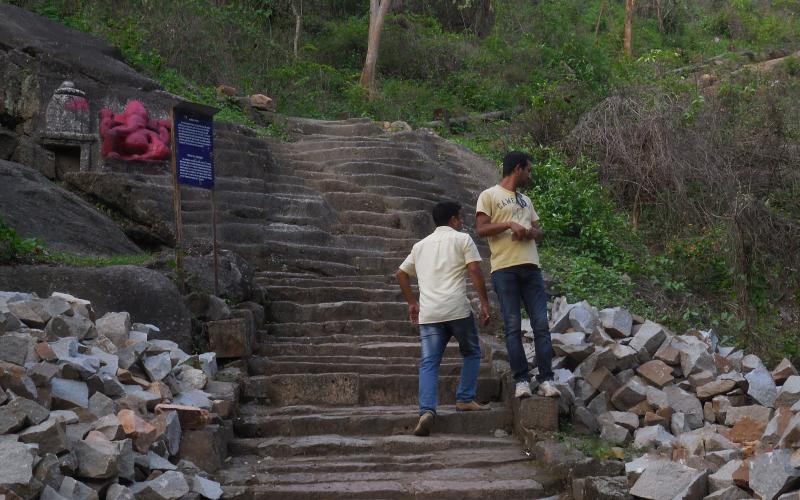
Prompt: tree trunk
<box><xmin>654</xmin><ymin>0</ymin><xmax>664</xmax><ymax>33</ymax></box>
<box><xmin>594</xmin><ymin>0</ymin><xmax>606</xmax><ymax>43</ymax></box>
<box><xmin>624</xmin><ymin>0</ymin><xmax>635</xmax><ymax>57</ymax></box>
<box><xmin>291</xmin><ymin>1</ymin><xmax>302</xmax><ymax>59</ymax></box>
<box><xmin>360</xmin><ymin>0</ymin><xmax>392</xmax><ymax>100</ymax></box>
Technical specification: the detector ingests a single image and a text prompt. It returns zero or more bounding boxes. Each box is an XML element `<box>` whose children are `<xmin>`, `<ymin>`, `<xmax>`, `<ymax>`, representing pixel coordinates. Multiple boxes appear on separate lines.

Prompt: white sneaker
<box><xmin>514</xmin><ymin>381</ymin><xmax>532</xmax><ymax>398</ymax></box>
<box><xmin>537</xmin><ymin>380</ymin><xmax>561</xmax><ymax>398</ymax></box>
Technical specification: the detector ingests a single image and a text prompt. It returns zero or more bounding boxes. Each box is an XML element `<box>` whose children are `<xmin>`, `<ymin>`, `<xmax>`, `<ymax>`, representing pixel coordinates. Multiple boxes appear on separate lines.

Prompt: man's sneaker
<box><xmin>455</xmin><ymin>400</ymin><xmax>490</xmax><ymax>411</ymax></box>
<box><xmin>537</xmin><ymin>380</ymin><xmax>561</xmax><ymax>398</ymax></box>
<box><xmin>413</xmin><ymin>411</ymin><xmax>435</xmax><ymax>436</ymax></box>
<box><xmin>514</xmin><ymin>381</ymin><xmax>533</xmax><ymax>398</ymax></box>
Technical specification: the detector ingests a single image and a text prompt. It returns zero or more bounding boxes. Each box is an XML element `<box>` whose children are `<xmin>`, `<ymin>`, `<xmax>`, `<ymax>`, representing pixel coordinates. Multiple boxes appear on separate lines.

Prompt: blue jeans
<box><xmin>418</xmin><ymin>314</ymin><xmax>481</xmax><ymax>416</ymax></box>
<box><xmin>492</xmin><ymin>264</ymin><xmax>554</xmax><ymax>383</ymax></box>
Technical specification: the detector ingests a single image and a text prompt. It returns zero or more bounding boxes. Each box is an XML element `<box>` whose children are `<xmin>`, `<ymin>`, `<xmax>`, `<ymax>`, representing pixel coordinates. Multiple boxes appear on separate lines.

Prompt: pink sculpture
<box><xmin>99</xmin><ymin>101</ymin><xmax>171</xmax><ymax>161</ymax></box>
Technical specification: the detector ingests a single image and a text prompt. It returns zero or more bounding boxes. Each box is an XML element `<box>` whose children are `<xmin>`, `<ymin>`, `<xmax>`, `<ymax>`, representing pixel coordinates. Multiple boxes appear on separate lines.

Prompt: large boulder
<box><xmin>0</xmin><ymin>161</ymin><xmax>140</xmax><ymax>256</ymax></box>
<box><xmin>0</xmin><ymin>265</ymin><xmax>192</xmax><ymax>349</ymax></box>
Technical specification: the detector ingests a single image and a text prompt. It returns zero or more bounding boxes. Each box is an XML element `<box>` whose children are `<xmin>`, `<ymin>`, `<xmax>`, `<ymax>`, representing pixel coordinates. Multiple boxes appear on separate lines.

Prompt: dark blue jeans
<box><xmin>491</xmin><ymin>264</ymin><xmax>553</xmax><ymax>383</ymax></box>
<box><xmin>418</xmin><ymin>314</ymin><xmax>481</xmax><ymax>416</ymax></box>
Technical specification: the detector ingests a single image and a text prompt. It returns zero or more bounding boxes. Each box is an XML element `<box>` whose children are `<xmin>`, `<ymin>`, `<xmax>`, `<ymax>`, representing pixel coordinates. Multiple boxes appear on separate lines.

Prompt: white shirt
<box><xmin>399</xmin><ymin>226</ymin><xmax>482</xmax><ymax>324</ymax></box>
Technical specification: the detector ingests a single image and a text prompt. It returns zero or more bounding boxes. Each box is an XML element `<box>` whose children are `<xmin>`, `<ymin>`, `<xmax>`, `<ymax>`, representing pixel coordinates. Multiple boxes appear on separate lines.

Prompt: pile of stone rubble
<box><xmin>0</xmin><ymin>290</ymin><xmax>239</xmax><ymax>499</ymax></box>
<box><xmin>539</xmin><ymin>297</ymin><xmax>800</xmax><ymax>499</ymax></box>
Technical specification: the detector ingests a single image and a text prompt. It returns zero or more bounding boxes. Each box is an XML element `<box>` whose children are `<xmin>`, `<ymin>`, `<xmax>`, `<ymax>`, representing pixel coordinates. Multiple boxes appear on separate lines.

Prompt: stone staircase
<box><xmin>193</xmin><ymin>117</ymin><xmax>563</xmax><ymax>498</ymax></box>
<box><xmin>217</xmin><ymin>270</ymin><xmax>560</xmax><ymax>499</ymax></box>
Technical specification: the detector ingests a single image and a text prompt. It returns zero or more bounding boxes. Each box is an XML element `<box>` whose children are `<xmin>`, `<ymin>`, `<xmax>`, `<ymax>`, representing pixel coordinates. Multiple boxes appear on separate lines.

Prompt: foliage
<box><xmin>0</xmin><ymin>216</ymin><xmax>45</xmax><ymax>264</ymax></box>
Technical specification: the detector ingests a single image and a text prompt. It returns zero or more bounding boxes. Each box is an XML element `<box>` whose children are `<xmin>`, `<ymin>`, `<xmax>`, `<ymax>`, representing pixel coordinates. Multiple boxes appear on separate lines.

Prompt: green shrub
<box><xmin>0</xmin><ymin>216</ymin><xmax>44</xmax><ymax>264</ymax></box>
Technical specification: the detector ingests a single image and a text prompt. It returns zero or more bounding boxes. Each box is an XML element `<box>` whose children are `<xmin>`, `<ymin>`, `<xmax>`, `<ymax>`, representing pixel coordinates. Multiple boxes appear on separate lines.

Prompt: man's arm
<box><xmin>466</xmin><ymin>261</ymin><xmax>491</xmax><ymax>326</ymax></box>
<box><xmin>394</xmin><ymin>269</ymin><xmax>419</xmax><ymax>326</ymax></box>
<box><xmin>476</xmin><ymin>212</ymin><xmax>528</xmax><ymax>239</ymax></box>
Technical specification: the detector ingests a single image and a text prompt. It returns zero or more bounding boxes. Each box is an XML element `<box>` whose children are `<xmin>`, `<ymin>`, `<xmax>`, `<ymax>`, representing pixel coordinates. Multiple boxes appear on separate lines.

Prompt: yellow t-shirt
<box><xmin>476</xmin><ymin>184</ymin><xmax>540</xmax><ymax>273</ymax></box>
<box><xmin>399</xmin><ymin>226</ymin><xmax>482</xmax><ymax>324</ymax></box>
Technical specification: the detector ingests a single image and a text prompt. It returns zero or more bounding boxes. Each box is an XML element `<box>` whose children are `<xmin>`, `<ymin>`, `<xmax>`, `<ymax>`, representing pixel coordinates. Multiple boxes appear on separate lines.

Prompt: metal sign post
<box><xmin>170</xmin><ymin>102</ymin><xmax>220</xmax><ymax>295</ymax></box>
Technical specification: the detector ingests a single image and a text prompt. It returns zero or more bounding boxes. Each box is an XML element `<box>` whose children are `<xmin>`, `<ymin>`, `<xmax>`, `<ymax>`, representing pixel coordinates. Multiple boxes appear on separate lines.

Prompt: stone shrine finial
<box><xmin>45</xmin><ymin>80</ymin><xmax>90</xmax><ymax>135</ymax></box>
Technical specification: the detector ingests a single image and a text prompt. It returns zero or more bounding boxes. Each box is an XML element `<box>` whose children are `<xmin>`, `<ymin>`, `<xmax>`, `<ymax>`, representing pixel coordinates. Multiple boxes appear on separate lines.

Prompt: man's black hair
<box><xmin>502</xmin><ymin>151</ymin><xmax>531</xmax><ymax>177</ymax></box>
<box><xmin>432</xmin><ymin>201</ymin><xmax>461</xmax><ymax>226</ymax></box>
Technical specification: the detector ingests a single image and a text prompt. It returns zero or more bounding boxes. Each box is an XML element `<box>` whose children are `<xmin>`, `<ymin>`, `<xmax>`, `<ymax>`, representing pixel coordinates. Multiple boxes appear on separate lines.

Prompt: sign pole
<box><xmin>169</xmin><ymin>108</ymin><xmax>185</xmax><ymax>294</ymax></box>
<box><xmin>211</xmin><ymin>188</ymin><xmax>219</xmax><ymax>296</ymax></box>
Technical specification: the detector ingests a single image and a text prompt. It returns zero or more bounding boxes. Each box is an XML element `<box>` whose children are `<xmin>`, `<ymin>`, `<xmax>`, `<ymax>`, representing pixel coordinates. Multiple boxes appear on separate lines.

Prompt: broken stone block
<box><xmin>630</xmin><ymin>459</ymin><xmax>707</xmax><ymax>499</ymax></box>
<box><xmin>0</xmin><ymin>360</ymin><xmax>38</xmax><ymax>399</ymax></box>
<box><xmin>19</xmin><ymin>418</ymin><xmax>68</xmax><ymax>454</ymax></box>
<box><xmin>633</xmin><ymin>425</ymin><xmax>676</xmax><ymax>451</ymax></box>
<box><xmin>179</xmin><ymin>424</ymin><xmax>232</xmax><ymax>473</ymax></box>
<box><xmin>705</xmin><ymin>485</ymin><xmax>751</xmax><ymax>499</ymax></box>
<box><xmin>746</xmin><ymin>364</ymin><xmax>778</xmax><ymax>408</ymax></box>
<box><xmin>0</xmin><ymin>331</ymin><xmax>36</xmax><ymax>366</ymax></box>
<box><xmin>671</xmin><ymin>412</ymin><xmax>691</xmax><ymax>436</ymax></box>
<box><xmin>0</xmin><ymin>310</ymin><xmax>23</xmax><ymax>332</ymax></box>
<box><xmin>174</xmin><ymin>365</ymin><xmax>207</xmax><ymax>391</ymax></box>
<box><xmin>58</xmin><ymin>476</ymin><xmax>100</xmax><ymax>500</ymax></box>
<box><xmin>88</xmin><ymin>391</ymin><xmax>117</xmax><ymax>417</ymax></box>
<box><xmin>665</xmin><ymin>385</ymin><xmax>704</xmax><ymax>429</ymax></box>
<box><xmin>106</xmin><ymin>483</ymin><xmax>135</xmax><ymax>500</ymax></box>
<box><xmin>207</xmin><ymin>318</ymin><xmax>251</xmax><ymax>358</ymax></box>
<box><xmin>172</xmin><ymin>389</ymin><xmax>212</xmax><ymax>410</ymax></box>
<box><xmin>672</xmin><ymin>335</ymin><xmax>715</xmax><ymax>376</ymax></box>
<box><xmin>152</xmin><ymin>409</ymin><xmax>182</xmax><ymax>456</ymax></box>
<box><xmin>742</xmin><ymin>354</ymin><xmax>766</xmax><ymax>373</ymax></box>
<box><xmin>695</xmin><ymin>379</ymin><xmax>737</xmax><ymax>400</ymax></box>
<box><xmin>0</xmin><ymin>439</ymin><xmax>38</xmax><ymax>498</ymax></box>
<box><xmin>75</xmin><ymin>431</ymin><xmax>120</xmax><ymax>479</ymax></box>
<box><xmin>569</xmin><ymin>301</ymin><xmax>599</xmax><ymax>333</ymax></box>
<box><xmin>88</xmin><ymin>414</ymin><xmax>124</xmax><ymax>441</ymax></box>
<box><xmin>598</xmin><ymin>307</ymin><xmax>633</xmax><ymax>338</ymax></box>
<box><xmin>636</xmin><ymin>360</ymin><xmax>675</xmax><ymax>388</ymax></box>
<box><xmin>41</xmin><ymin>484</ymin><xmax>70</xmax><ymax>500</ymax></box>
<box><xmin>571</xmin><ymin>406</ymin><xmax>599</xmax><ymax>434</ymax></box>
<box><xmin>708</xmin><ymin>460</ymin><xmax>742</xmax><ymax>492</ymax></box>
<box><xmin>199</xmin><ymin>352</ymin><xmax>218</xmax><ymax>379</ymax></box>
<box><xmin>724</xmin><ymin>405</ymin><xmax>772</xmax><ymax>426</ymax></box>
<box><xmin>5</xmin><ymin>395</ymin><xmax>50</xmax><ymax>426</ymax></box>
<box><xmin>727</xmin><ymin>416</ymin><xmax>766</xmax><ymax>444</ymax></box>
<box><xmin>598</xmin><ymin>416</ymin><xmax>630</xmax><ymax>445</ymax></box>
<box><xmin>50</xmin><ymin>377</ymin><xmax>89</xmax><ymax>409</ymax></box>
<box><xmin>611</xmin><ymin>378</ymin><xmax>648</xmax><ymax>410</ymax></box>
<box><xmin>775</xmin><ymin>375</ymin><xmax>800</xmax><ymax>408</ymax></box>
<box><xmin>95</xmin><ymin>311</ymin><xmax>131</xmax><ymax>347</ymax></box>
<box><xmin>118</xmin><ymin>409</ymin><xmax>159</xmax><ymax>453</ymax></box>
<box><xmin>7</xmin><ymin>298</ymin><xmax>56</xmax><ymax>328</ymax></box>
<box><xmin>764</xmin><ymin>407</ymin><xmax>794</xmax><ymax>446</ymax></box>
<box><xmin>155</xmin><ymin>404</ymin><xmax>208</xmax><ymax>431</ymax></box>
<box><xmin>191</xmin><ymin>475</ymin><xmax>223</xmax><ymax>499</ymax></box>
<box><xmin>45</xmin><ymin>314</ymin><xmax>95</xmax><ymax>341</ymax></box>
<box><xmin>750</xmin><ymin>450</ymin><xmax>800</xmax><ymax>500</ymax></box>
<box><xmin>131</xmin><ymin>470</ymin><xmax>190</xmax><ymax>499</ymax></box>
<box><xmin>143</xmin><ymin>352</ymin><xmax>172</xmax><ymax>382</ymax></box>
<box><xmin>610</xmin><ymin>344</ymin><xmax>637</xmax><ymax>371</ymax></box>
<box><xmin>628</xmin><ymin>321</ymin><xmax>667</xmax><ymax>357</ymax></box>
<box><xmin>116</xmin><ymin>438</ymin><xmax>135</xmax><ymax>482</ymax></box>
<box><xmin>773</xmin><ymin>358</ymin><xmax>799</xmax><ymax>384</ymax></box>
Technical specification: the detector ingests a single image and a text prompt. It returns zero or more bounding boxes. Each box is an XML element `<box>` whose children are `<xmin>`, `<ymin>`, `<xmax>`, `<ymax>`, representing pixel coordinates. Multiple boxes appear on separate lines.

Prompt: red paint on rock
<box><xmin>99</xmin><ymin>100</ymin><xmax>171</xmax><ymax>161</ymax></box>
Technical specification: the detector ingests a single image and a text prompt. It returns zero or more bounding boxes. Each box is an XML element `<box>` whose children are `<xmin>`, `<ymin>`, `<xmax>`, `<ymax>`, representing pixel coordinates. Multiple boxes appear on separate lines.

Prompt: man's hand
<box><xmin>525</xmin><ymin>226</ymin><xmax>543</xmax><ymax>241</ymax></box>
<box><xmin>408</xmin><ymin>303</ymin><xmax>420</xmax><ymax>325</ymax></box>
<box><xmin>480</xmin><ymin>302</ymin><xmax>490</xmax><ymax>326</ymax></box>
<box><xmin>508</xmin><ymin>221</ymin><xmax>528</xmax><ymax>241</ymax></box>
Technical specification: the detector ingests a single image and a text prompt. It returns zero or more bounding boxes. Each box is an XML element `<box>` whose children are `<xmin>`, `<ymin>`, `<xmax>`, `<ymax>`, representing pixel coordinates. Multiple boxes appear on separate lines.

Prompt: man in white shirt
<box><xmin>395</xmin><ymin>201</ymin><xmax>491</xmax><ymax>437</ymax></box>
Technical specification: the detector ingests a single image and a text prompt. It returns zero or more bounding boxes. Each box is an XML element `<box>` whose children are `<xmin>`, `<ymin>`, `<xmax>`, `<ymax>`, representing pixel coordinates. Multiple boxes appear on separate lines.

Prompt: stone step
<box><xmin>242</xmin><ymin>373</ymin><xmax>501</xmax><ymax>406</ymax></box>
<box><xmin>263</xmin><ymin>333</ymin><xmax>418</xmax><ymax>344</ymax></box>
<box><xmin>255</xmin><ymin>340</ymin><xmax>487</xmax><ymax>358</ymax></box>
<box><xmin>267</xmin><ymin>301</ymin><xmax>407</xmax><ymax>323</ymax></box>
<box><xmin>257</xmin><ymin>273</ymin><xmax>398</xmax><ymax>286</ymax></box>
<box><xmin>282</xmin><ymin>147</ymin><xmax>427</xmax><ymax>163</ymax></box>
<box><xmin>265</xmin><ymin>286</ymin><xmax>405</xmax><ymax>303</ymax></box>
<box><xmin>330</xmin><ymin>223</ymin><xmax>415</xmax><ymax>239</ymax></box>
<box><xmin>228</xmin><ymin>433</ymin><xmax>519</xmax><ymax>458</ymax></box>
<box><xmin>248</xmin><ymin>359</ymin><xmax>494</xmax><ymax>377</ymax></box>
<box><xmin>234</xmin><ymin>404</ymin><xmax>512</xmax><ymax>437</ymax></box>
<box><xmin>261</xmin><ymin>320</ymin><xmax>413</xmax><ymax>337</ymax></box>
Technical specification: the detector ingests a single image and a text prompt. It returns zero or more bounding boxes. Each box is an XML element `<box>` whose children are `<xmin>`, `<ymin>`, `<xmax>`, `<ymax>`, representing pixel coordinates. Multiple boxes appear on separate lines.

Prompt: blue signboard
<box><xmin>175</xmin><ymin>109</ymin><xmax>214</xmax><ymax>189</ymax></box>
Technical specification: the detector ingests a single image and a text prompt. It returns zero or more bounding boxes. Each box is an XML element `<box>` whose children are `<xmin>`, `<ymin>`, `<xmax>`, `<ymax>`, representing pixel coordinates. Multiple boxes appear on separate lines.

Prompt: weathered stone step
<box><xmin>249</xmin><ymin>360</ymin><xmax>493</xmax><ymax>377</ymax></box>
<box><xmin>256</xmin><ymin>340</ymin><xmax>485</xmax><ymax>358</ymax></box>
<box><xmin>223</xmin><ymin>478</ymin><xmax>544</xmax><ymax>500</ymax></box>
<box><xmin>282</xmin><ymin>146</ymin><xmax>426</xmax><ymax>163</ymax></box>
<box><xmin>265</xmin><ymin>286</ymin><xmax>404</xmax><ymax>303</ymax></box>
<box><xmin>242</xmin><ymin>373</ymin><xmax>501</xmax><ymax>406</ymax></box>
<box><xmin>264</xmin><ymin>333</ymin><xmax>418</xmax><ymax>344</ymax></box>
<box><xmin>228</xmin><ymin>433</ymin><xmax>518</xmax><ymax>458</ymax></box>
<box><xmin>267</xmin><ymin>301</ymin><xmax>407</xmax><ymax>323</ymax></box>
<box><xmin>234</xmin><ymin>404</ymin><xmax>512</xmax><ymax>437</ymax></box>
<box><xmin>330</xmin><ymin>223</ymin><xmax>415</xmax><ymax>239</ymax></box>
<box><xmin>262</xmin><ymin>320</ymin><xmax>413</xmax><ymax>337</ymax></box>
<box><xmin>257</xmin><ymin>273</ymin><xmax>398</xmax><ymax>287</ymax></box>
<box><xmin>223</xmin><ymin>241</ymin><xmax>381</xmax><ymax>270</ymax></box>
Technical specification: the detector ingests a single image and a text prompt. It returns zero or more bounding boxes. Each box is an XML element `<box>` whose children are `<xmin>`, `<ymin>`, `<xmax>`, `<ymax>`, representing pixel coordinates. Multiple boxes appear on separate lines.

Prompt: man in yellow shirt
<box><xmin>475</xmin><ymin>151</ymin><xmax>559</xmax><ymax>399</ymax></box>
<box><xmin>396</xmin><ymin>201</ymin><xmax>491</xmax><ymax>437</ymax></box>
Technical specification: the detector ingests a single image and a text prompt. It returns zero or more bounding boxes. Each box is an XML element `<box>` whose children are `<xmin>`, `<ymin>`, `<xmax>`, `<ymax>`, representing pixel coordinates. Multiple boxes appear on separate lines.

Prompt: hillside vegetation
<box><xmin>8</xmin><ymin>0</ymin><xmax>800</xmax><ymax>363</ymax></box>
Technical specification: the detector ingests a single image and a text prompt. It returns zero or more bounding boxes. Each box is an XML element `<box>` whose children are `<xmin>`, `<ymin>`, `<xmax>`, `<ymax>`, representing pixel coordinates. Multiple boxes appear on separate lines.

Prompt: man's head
<box><xmin>502</xmin><ymin>151</ymin><xmax>532</xmax><ymax>188</ymax></box>
<box><xmin>432</xmin><ymin>201</ymin><xmax>462</xmax><ymax>229</ymax></box>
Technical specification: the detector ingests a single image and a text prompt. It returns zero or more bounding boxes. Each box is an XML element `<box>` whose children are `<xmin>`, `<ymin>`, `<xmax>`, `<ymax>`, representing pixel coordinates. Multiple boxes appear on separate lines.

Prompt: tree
<box><xmin>360</xmin><ymin>0</ymin><xmax>392</xmax><ymax>100</ymax></box>
<box><xmin>290</xmin><ymin>0</ymin><xmax>302</xmax><ymax>59</ymax></box>
<box><xmin>624</xmin><ymin>0</ymin><xmax>635</xmax><ymax>57</ymax></box>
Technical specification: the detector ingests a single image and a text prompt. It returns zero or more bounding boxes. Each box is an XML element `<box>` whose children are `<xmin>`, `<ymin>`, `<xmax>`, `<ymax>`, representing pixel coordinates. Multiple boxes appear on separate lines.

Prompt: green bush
<box><xmin>0</xmin><ymin>216</ymin><xmax>45</xmax><ymax>264</ymax></box>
